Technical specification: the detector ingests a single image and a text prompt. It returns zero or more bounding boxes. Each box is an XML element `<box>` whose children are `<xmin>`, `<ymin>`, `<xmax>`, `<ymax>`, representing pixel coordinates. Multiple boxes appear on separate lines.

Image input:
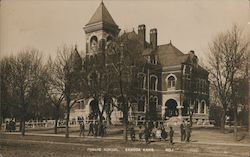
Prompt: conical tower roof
<box><xmin>86</xmin><ymin>2</ymin><xmax>117</xmax><ymax>26</ymax></box>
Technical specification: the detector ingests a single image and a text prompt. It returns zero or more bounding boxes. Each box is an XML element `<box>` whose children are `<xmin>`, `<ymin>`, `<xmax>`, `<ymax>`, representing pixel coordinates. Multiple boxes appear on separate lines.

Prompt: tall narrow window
<box><xmin>150</xmin><ymin>75</ymin><xmax>158</xmax><ymax>90</ymax></box>
<box><xmin>185</xmin><ymin>65</ymin><xmax>191</xmax><ymax>79</ymax></box>
<box><xmin>137</xmin><ymin>73</ymin><xmax>146</xmax><ymax>89</ymax></box>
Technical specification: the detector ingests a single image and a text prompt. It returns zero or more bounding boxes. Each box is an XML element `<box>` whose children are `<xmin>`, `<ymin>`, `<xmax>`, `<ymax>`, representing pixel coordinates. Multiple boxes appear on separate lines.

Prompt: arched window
<box><xmin>200</xmin><ymin>101</ymin><xmax>206</xmax><ymax>114</ymax></box>
<box><xmin>90</xmin><ymin>36</ymin><xmax>98</xmax><ymax>49</ymax></box>
<box><xmin>194</xmin><ymin>99</ymin><xmax>199</xmax><ymax>113</ymax></box>
<box><xmin>137</xmin><ymin>73</ymin><xmax>146</xmax><ymax>89</ymax></box>
<box><xmin>168</xmin><ymin>76</ymin><xmax>176</xmax><ymax>88</ymax></box>
<box><xmin>138</xmin><ymin>96</ymin><xmax>146</xmax><ymax>112</ymax></box>
<box><xmin>150</xmin><ymin>75</ymin><xmax>158</xmax><ymax>90</ymax></box>
<box><xmin>106</xmin><ymin>36</ymin><xmax>113</xmax><ymax>48</ymax></box>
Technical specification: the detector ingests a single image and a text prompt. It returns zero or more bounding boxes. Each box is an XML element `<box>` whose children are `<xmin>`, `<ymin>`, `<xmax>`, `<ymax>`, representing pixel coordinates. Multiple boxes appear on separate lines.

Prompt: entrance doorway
<box><xmin>164</xmin><ymin>99</ymin><xmax>178</xmax><ymax>117</ymax></box>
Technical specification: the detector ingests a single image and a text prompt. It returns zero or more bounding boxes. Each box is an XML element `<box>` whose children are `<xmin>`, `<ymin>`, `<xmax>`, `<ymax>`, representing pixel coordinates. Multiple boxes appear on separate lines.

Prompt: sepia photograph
<box><xmin>0</xmin><ymin>0</ymin><xmax>250</xmax><ymax>157</ymax></box>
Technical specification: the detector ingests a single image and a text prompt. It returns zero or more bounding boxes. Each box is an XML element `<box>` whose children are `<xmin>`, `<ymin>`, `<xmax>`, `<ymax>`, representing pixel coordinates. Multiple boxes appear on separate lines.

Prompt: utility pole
<box><xmin>146</xmin><ymin>68</ymin><xmax>150</xmax><ymax>120</ymax></box>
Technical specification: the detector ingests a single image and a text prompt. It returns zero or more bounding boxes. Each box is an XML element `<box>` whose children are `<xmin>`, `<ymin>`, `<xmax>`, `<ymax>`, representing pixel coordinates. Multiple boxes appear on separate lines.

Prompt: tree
<box><xmin>81</xmin><ymin>52</ymin><xmax>116</xmax><ymax>125</ymax></box>
<box><xmin>208</xmin><ymin>25</ymin><xmax>248</xmax><ymax>134</ymax></box>
<box><xmin>8</xmin><ymin>49</ymin><xmax>44</xmax><ymax>136</ymax></box>
<box><xmin>40</xmin><ymin>58</ymin><xmax>65</xmax><ymax>134</ymax></box>
<box><xmin>0</xmin><ymin>57</ymin><xmax>16</xmax><ymax>131</ymax></box>
<box><xmin>105</xmin><ymin>32</ymin><xmax>145</xmax><ymax>140</ymax></box>
<box><xmin>51</xmin><ymin>45</ymin><xmax>82</xmax><ymax>138</ymax></box>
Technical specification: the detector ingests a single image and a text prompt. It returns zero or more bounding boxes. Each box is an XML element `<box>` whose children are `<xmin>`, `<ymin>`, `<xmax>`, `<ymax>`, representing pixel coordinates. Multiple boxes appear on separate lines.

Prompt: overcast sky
<box><xmin>0</xmin><ymin>0</ymin><xmax>249</xmax><ymax>61</ymax></box>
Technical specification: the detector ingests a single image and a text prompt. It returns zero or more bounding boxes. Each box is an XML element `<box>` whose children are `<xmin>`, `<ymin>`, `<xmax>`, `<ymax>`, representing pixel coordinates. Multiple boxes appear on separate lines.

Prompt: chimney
<box><xmin>150</xmin><ymin>28</ymin><xmax>157</xmax><ymax>50</ymax></box>
<box><xmin>138</xmin><ymin>24</ymin><xmax>146</xmax><ymax>48</ymax></box>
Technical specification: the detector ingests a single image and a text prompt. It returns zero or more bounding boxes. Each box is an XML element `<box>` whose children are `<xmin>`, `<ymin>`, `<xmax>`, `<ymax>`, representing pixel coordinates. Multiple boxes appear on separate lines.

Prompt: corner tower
<box><xmin>84</xmin><ymin>2</ymin><xmax>120</xmax><ymax>56</ymax></box>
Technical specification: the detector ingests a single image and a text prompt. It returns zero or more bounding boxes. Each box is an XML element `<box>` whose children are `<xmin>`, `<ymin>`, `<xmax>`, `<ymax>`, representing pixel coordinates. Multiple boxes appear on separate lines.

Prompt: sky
<box><xmin>0</xmin><ymin>0</ymin><xmax>249</xmax><ymax>62</ymax></box>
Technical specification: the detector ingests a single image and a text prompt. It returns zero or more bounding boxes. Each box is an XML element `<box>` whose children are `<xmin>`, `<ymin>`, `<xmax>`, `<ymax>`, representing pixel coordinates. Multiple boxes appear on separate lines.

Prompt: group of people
<box><xmin>180</xmin><ymin>121</ymin><xmax>192</xmax><ymax>142</ymax></box>
<box><xmin>5</xmin><ymin>119</ymin><xmax>16</xmax><ymax>132</ymax></box>
<box><xmin>87</xmin><ymin>121</ymin><xmax>106</xmax><ymax>137</ymax></box>
<box><xmin>78</xmin><ymin>118</ymin><xmax>107</xmax><ymax>137</ymax></box>
<box><xmin>130</xmin><ymin>124</ymin><xmax>174</xmax><ymax>144</ymax></box>
<box><xmin>129</xmin><ymin>121</ymin><xmax>192</xmax><ymax>144</ymax></box>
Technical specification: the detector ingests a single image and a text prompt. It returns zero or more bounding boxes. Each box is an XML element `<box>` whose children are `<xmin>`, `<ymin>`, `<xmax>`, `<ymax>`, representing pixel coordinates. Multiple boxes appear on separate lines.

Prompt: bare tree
<box><xmin>0</xmin><ymin>57</ymin><xmax>15</xmax><ymax>131</ymax></box>
<box><xmin>8</xmin><ymin>49</ymin><xmax>43</xmax><ymax>136</ymax></box>
<box><xmin>105</xmin><ymin>32</ymin><xmax>145</xmax><ymax>140</ymax></box>
<box><xmin>51</xmin><ymin>45</ymin><xmax>82</xmax><ymax>138</ymax></box>
<box><xmin>40</xmin><ymin>58</ymin><xmax>65</xmax><ymax>134</ymax></box>
<box><xmin>208</xmin><ymin>25</ymin><xmax>248</xmax><ymax>135</ymax></box>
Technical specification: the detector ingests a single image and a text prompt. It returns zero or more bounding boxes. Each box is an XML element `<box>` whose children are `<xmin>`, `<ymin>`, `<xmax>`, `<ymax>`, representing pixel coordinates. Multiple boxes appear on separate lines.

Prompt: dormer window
<box><xmin>150</xmin><ymin>55</ymin><xmax>157</xmax><ymax>64</ymax></box>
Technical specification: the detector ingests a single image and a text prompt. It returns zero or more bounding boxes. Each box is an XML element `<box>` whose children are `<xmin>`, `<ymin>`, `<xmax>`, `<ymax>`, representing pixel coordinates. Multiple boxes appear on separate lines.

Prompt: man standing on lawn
<box><xmin>79</xmin><ymin>120</ymin><xmax>85</xmax><ymax>137</ymax></box>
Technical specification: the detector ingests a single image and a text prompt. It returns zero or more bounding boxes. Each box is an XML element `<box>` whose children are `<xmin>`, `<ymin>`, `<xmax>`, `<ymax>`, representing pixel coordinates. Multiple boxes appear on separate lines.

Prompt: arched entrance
<box><xmin>164</xmin><ymin>99</ymin><xmax>178</xmax><ymax>117</ymax></box>
<box><xmin>89</xmin><ymin>99</ymin><xmax>99</xmax><ymax>120</ymax></box>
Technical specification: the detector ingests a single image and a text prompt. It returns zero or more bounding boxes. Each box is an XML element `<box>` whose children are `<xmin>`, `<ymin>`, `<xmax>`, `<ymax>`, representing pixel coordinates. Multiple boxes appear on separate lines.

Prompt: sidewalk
<box><xmin>2</xmin><ymin>132</ymin><xmax>250</xmax><ymax>147</ymax></box>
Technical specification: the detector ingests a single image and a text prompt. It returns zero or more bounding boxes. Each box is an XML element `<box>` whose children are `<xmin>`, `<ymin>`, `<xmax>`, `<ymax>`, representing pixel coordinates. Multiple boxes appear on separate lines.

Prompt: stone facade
<box><xmin>70</xmin><ymin>2</ymin><xmax>209</xmax><ymax>123</ymax></box>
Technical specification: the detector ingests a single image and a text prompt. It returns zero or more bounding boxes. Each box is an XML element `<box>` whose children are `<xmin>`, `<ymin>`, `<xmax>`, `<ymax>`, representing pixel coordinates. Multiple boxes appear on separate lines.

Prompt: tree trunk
<box><xmin>54</xmin><ymin>118</ymin><xmax>58</xmax><ymax>134</ymax></box>
<box><xmin>220</xmin><ymin>111</ymin><xmax>225</xmax><ymax>133</ymax></box>
<box><xmin>0</xmin><ymin>102</ymin><xmax>2</xmax><ymax>131</ymax></box>
<box><xmin>65</xmin><ymin>106</ymin><xmax>70</xmax><ymax>138</ymax></box>
<box><xmin>190</xmin><ymin>113</ymin><xmax>193</xmax><ymax>127</ymax></box>
<box><xmin>123</xmin><ymin>108</ymin><xmax>128</xmax><ymax>141</ymax></box>
<box><xmin>21</xmin><ymin>118</ymin><xmax>25</xmax><ymax>136</ymax></box>
<box><xmin>233</xmin><ymin>106</ymin><xmax>238</xmax><ymax>141</ymax></box>
<box><xmin>123</xmin><ymin>123</ymin><xmax>128</xmax><ymax>141</ymax></box>
<box><xmin>54</xmin><ymin>106</ymin><xmax>59</xmax><ymax>134</ymax></box>
<box><xmin>106</xmin><ymin>113</ymin><xmax>112</xmax><ymax>126</ymax></box>
<box><xmin>19</xmin><ymin>119</ymin><xmax>22</xmax><ymax>132</ymax></box>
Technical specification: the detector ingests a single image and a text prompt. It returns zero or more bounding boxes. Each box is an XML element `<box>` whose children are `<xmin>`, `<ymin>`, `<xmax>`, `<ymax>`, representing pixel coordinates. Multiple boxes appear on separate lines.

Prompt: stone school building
<box><xmin>71</xmin><ymin>2</ymin><xmax>209</xmax><ymax>124</ymax></box>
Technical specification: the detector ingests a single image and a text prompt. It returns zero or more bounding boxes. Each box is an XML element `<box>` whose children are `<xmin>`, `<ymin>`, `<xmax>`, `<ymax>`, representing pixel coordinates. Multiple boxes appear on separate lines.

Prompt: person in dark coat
<box><xmin>88</xmin><ymin>121</ymin><xmax>94</xmax><ymax>136</ymax></box>
<box><xmin>161</xmin><ymin>127</ymin><xmax>167</xmax><ymax>141</ymax></box>
<box><xmin>169</xmin><ymin>126</ymin><xmax>174</xmax><ymax>145</ymax></box>
<box><xmin>144</xmin><ymin>126</ymin><xmax>150</xmax><ymax>144</ymax></box>
<box><xmin>185</xmin><ymin>122</ymin><xmax>192</xmax><ymax>142</ymax></box>
<box><xmin>79</xmin><ymin>121</ymin><xmax>85</xmax><ymax>137</ymax></box>
<box><xmin>180</xmin><ymin>122</ymin><xmax>186</xmax><ymax>142</ymax></box>
<box><xmin>94</xmin><ymin>121</ymin><xmax>98</xmax><ymax>137</ymax></box>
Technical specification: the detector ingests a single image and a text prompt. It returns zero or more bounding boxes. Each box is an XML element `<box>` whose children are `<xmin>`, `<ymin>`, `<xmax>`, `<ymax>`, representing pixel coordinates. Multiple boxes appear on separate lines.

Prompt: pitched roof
<box><xmin>156</xmin><ymin>43</ymin><xmax>189</xmax><ymax>66</ymax></box>
<box><xmin>121</xmin><ymin>31</ymin><xmax>150</xmax><ymax>48</ymax></box>
<box><xmin>86</xmin><ymin>2</ymin><xmax>117</xmax><ymax>26</ymax></box>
